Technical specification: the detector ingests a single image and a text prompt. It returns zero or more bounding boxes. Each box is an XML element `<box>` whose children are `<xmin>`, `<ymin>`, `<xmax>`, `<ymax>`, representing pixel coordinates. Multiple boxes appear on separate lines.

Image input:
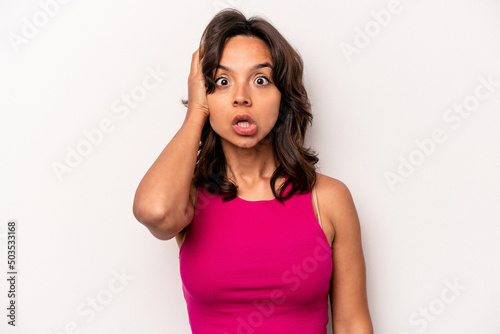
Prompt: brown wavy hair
<box><xmin>182</xmin><ymin>8</ymin><xmax>319</xmax><ymax>203</ymax></box>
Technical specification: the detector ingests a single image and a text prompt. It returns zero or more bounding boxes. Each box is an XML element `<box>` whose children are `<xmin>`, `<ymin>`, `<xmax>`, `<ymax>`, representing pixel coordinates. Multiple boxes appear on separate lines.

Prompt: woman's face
<box><xmin>207</xmin><ymin>35</ymin><xmax>281</xmax><ymax>149</ymax></box>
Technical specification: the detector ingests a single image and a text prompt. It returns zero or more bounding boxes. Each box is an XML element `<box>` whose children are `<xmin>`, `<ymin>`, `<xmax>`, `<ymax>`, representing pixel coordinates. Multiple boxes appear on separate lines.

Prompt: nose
<box><xmin>232</xmin><ymin>84</ymin><xmax>252</xmax><ymax>107</ymax></box>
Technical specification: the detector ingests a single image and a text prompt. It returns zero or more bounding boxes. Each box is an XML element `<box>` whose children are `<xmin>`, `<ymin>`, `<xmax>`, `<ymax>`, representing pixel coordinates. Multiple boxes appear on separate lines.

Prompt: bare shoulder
<box><xmin>315</xmin><ymin>172</ymin><xmax>354</xmax><ymax>204</ymax></box>
<box><xmin>315</xmin><ymin>173</ymin><xmax>359</xmax><ymax>232</ymax></box>
<box><xmin>318</xmin><ymin>173</ymin><xmax>372</xmax><ymax>330</ymax></box>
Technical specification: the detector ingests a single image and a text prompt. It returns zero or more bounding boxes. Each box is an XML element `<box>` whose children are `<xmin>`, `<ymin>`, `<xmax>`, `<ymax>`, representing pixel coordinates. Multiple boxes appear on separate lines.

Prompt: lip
<box><xmin>232</xmin><ymin>113</ymin><xmax>257</xmax><ymax>136</ymax></box>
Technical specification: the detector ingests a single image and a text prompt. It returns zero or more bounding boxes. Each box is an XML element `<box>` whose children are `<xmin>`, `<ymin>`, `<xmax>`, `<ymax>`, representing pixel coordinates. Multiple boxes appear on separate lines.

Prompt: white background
<box><xmin>1</xmin><ymin>0</ymin><xmax>499</xmax><ymax>333</ymax></box>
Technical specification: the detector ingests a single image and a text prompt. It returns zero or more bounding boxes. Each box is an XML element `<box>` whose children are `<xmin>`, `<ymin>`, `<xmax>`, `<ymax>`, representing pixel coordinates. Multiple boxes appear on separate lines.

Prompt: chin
<box><xmin>230</xmin><ymin>135</ymin><xmax>275</xmax><ymax>151</ymax></box>
<box><xmin>228</xmin><ymin>136</ymin><xmax>258</xmax><ymax>148</ymax></box>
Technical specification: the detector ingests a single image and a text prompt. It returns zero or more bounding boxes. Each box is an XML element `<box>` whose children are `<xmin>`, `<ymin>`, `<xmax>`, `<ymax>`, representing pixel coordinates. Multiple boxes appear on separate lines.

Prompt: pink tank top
<box><xmin>179</xmin><ymin>179</ymin><xmax>332</xmax><ymax>333</ymax></box>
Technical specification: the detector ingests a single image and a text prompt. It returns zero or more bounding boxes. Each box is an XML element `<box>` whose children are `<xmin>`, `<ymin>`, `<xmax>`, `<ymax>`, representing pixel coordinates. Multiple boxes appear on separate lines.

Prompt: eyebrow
<box><xmin>216</xmin><ymin>62</ymin><xmax>273</xmax><ymax>73</ymax></box>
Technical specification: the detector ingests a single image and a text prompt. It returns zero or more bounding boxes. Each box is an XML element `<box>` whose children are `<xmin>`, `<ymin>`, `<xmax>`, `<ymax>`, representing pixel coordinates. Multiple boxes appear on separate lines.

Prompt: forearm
<box><xmin>133</xmin><ymin>112</ymin><xmax>206</xmax><ymax>228</ymax></box>
<box><xmin>332</xmin><ymin>315</ymin><xmax>373</xmax><ymax>334</ymax></box>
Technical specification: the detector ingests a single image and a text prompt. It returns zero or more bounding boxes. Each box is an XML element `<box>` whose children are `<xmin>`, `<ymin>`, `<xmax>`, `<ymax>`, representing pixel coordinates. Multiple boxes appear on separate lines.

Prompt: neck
<box><xmin>222</xmin><ymin>139</ymin><xmax>280</xmax><ymax>187</ymax></box>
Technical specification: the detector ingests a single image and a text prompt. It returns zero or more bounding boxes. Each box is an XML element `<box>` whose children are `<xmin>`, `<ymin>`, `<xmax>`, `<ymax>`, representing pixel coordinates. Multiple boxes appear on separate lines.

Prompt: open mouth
<box><xmin>232</xmin><ymin>114</ymin><xmax>257</xmax><ymax>135</ymax></box>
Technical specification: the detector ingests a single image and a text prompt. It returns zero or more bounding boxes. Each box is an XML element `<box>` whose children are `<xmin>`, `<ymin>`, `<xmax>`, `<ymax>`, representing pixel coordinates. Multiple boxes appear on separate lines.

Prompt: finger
<box><xmin>191</xmin><ymin>48</ymin><xmax>200</xmax><ymax>76</ymax></box>
<box><xmin>199</xmin><ymin>42</ymin><xmax>205</xmax><ymax>60</ymax></box>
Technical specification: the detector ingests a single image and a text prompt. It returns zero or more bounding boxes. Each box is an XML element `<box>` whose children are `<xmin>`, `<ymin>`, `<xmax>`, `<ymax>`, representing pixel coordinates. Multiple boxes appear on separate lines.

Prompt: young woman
<box><xmin>133</xmin><ymin>8</ymin><xmax>373</xmax><ymax>334</ymax></box>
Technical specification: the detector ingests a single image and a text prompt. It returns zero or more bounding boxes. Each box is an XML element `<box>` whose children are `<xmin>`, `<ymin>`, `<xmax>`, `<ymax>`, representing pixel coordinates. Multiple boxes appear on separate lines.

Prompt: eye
<box><xmin>215</xmin><ymin>77</ymin><xmax>229</xmax><ymax>86</ymax></box>
<box><xmin>255</xmin><ymin>76</ymin><xmax>271</xmax><ymax>85</ymax></box>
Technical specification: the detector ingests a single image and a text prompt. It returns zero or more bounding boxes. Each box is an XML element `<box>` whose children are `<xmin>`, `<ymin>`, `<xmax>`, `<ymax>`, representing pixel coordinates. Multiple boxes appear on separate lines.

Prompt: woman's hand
<box><xmin>185</xmin><ymin>44</ymin><xmax>210</xmax><ymax>122</ymax></box>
